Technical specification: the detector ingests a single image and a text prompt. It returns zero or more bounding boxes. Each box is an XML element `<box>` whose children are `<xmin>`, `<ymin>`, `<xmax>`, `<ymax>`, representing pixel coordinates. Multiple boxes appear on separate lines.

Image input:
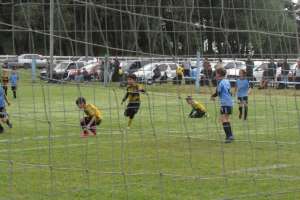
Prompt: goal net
<box><xmin>0</xmin><ymin>0</ymin><xmax>299</xmax><ymax>199</ymax></box>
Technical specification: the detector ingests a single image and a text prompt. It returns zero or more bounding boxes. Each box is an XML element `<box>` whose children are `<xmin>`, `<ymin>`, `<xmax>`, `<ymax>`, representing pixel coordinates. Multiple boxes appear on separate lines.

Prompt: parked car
<box><xmin>77</xmin><ymin>56</ymin><xmax>98</xmax><ymax>65</ymax></box>
<box><xmin>276</xmin><ymin>62</ymin><xmax>297</xmax><ymax>83</ymax></box>
<box><xmin>134</xmin><ymin>62</ymin><xmax>179</xmax><ymax>84</ymax></box>
<box><xmin>120</xmin><ymin>60</ymin><xmax>152</xmax><ymax>75</ymax></box>
<box><xmin>80</xmin><ymin>62</ymin><xmax>101</xmax><ymax>80</ymax></box>
<box><xmin>40</xmin><ymin>61</ymin><xmax>84</xmax><ymax>80</ymax></box>
<box><xmin>224</xmin><ymin>61</ymin><xmax>246</xmax><ymax>85</ymax></box>
<box><xmin>3</xmin><ymin>56</ymin><xmax>19</xmax><ymax>68</ymax></box>
<box><xmin>64</xmin><ymin>62</ymin><xmax>86</xmax><ymax>80</ymax></box>
<box><xmin>18</xmin><ymin>54</ymin><xmax>48</xmax><ymax>68</ymax></box>
<box><xmin>253</xmin><ymin>63</ymin><xmax>269</xmax><ymax>83</ymax></box>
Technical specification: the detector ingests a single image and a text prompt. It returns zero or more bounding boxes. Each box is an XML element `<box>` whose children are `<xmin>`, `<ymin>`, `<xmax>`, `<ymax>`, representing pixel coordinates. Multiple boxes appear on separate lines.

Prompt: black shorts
<box><xmin>237</xmin><ymin>96</ymin><xmax>248</xmax><ymax>104</ymax></box>
<box><xmin>0</xmin><ymin>107</ymin><xmax>7</xmax><ymax>118</ymax></box>
<box><xmin>80</xmin><ymin>116</ymin><xmax>101</xmax><ymax>128</ymax></box>
<box><xmin>11</xmin><ymin>86</ymin><xmax>17</xmax><ymax>91</ymax></box>
<box><xmin>190</xmin><ymin>110</ymin><xmax>206</xmax><ymax>118</ymax></box>
<box><xmin>220</xmin><ymin>106</ymin><xmax>232</xmax><ymax>115</ymax></box>
<box><xmin>125</xmin><ymin>103</ymin><xmax>140</xmax><ymax>119</ymax></box>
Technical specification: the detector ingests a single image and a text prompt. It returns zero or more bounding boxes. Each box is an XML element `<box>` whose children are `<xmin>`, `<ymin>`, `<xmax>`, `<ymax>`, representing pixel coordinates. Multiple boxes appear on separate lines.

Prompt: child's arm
<box><xmin>4</xmin><ymin>94</ymin><xmax>10</xmax><ymax>106</ymax></box>
<box><xmin>210</xmin><ymin>88</ymin><xmax>218</xmax><ymax>100</ymax></box>
<box><xmin>188</xmin><ymin>110</ymin><xmax>194</xmax><ymax>118</ymax></box>
<box><xmin>248</xmin><ymin>83</ymin><xmax>251</xmax><ymax>95</ymax></box>
<box><xmin>234</xmin><ymin>84</ymin><xmax>238</xmax><ymax>96</ymax></box>
<box><xmin>86</xmin><ymin>116</ymin><xmax>96</xmax><ymax>129</ymax></box>
<box><xmin>121</xmin><ymin>92</ymin><xmax>129</xmax><ymax>104</ymax></box>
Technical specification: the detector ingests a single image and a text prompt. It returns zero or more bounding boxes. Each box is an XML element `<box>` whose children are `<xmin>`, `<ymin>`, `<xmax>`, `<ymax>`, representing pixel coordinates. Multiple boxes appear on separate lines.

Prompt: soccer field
<box><xmin>0</xmin><ymin>70</ymin><xmax>300</xmax><ymax>200</ymax></box>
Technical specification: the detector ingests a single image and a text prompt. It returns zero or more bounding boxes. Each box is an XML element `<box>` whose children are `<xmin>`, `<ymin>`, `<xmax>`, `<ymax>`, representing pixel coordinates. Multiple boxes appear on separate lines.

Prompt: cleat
<box><xmin>80</xmin><ymin>131</ymin><xmax>89</xmax><ymax>138</ymax></box>
<box><xmin>90</xmin><ymin>129</ymin><xmax>97</xmax><ymax>136</ymax></box>
<box><xmin>225</xmin><ymin>136</ymin><xmax>234</xmax><ymax>143</ymax></box>
<box><xmin>7</xmin><ymin>123</ymin><xmax>12</xmax><ymax>128</ymax></box>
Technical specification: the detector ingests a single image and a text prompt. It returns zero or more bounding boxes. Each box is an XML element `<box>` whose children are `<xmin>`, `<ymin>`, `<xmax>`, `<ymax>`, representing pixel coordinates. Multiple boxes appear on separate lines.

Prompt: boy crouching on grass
<box><xmin>76</xmin><ymin>97</ymin><xmax>102</xmax><ymax>138</ymax></box>
<box><xmin>211</xmin><ymin>67</ymin><xmax>234</xmax><ymax>143</ymax></box>
<box><xmin>186</xmin><ymin>96</ymin><xmax>207</xmax><ymax>118</ymax></box>
<box><xmin>0</xmin><ymin>84</ymin><xmax>12</xmax><ymax>134</ymax></box>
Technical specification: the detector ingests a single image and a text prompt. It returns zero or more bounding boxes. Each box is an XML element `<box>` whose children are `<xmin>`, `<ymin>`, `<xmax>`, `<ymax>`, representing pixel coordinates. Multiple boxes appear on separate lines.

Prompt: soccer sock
<box><xmin>238</xmin><ymin>106</ymin><xmax>243</xmax><ymax>118</ymax></box>
<box><xmin>128</xmin><ymin>118</ymin><xmax>133</xmax><ymax>127</ymax></box>
<box><xmin>6</xmin><ymin>119</ymin><xmax>10</xmax><ymax>126</ymax></box>
<box><xmin>13</xmin><ymin>91</ymin><xmax>16</xmax><ymax>98</ymax></box>
<box><xmin>223</xmin><ymin>122</ymin><xmax>233</xmax><ymax>138</ymax></box>
<box><xmin>244</xmin><ymin>106</ymin><xmax>248</xmax><ymax>120</ymax></box>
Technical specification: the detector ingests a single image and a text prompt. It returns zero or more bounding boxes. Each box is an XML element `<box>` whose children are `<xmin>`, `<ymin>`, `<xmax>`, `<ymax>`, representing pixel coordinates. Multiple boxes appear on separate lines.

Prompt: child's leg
<box><xmin>0</xmin><ymin>109</ymin><xmax>11</xmax><ymax>128</ymax></box>
<box><xmin>222</xmin><ymin>115</ymin><xmax>233</xmax><ymax>138</ymax></box>
<box><xmin>128</xmin><ymin>117</ymin><xmax>133</xmax><ymax>127</ymax></box>
<box><xmin>80</xmin><ymin>117</ymin><xmax>89</xmax><ymax>136</ymax></box>
<box><xmin>238</xmin><ymin>99</ymin><xmax>243</xmax><ymax>119</ymax></box>
<box><xmin>4</xmin><ymin>117</ymin><xmax>12</xmax><ymax>128</ymax></box>
<box><xmin>220</xmin><ymin>107</ymin><xmax>234</xmax><ymax>142</ymax></box>
<box><xmin>244</xmin><ymin>102</ymin><xmax>248</xmax><ymax>120</ymax></box>
<box><xmin>0</xmin><ymin>123</ymin><xmax>3</xmax><ymax>133</ymax></box>
<box><xmin>12</xmin><ymin>86</ymin><xmax>16</xmax><ymax>98</ymax></box>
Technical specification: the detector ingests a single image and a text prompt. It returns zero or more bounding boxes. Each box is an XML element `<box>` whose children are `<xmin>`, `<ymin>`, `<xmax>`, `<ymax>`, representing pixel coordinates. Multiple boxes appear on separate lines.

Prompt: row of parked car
<box><xmin>39</xmin><ymin>58</ymin><xmax>300</xmax><ymax>85</ymax></box>
<box><xmin>2</xmin><ymin>54</ymin><xmax>298</xmax><ymax>85</ymax></box>
<box><xmin>122</xmin><ymin>59</ymin><xmax>299</xmax><ymax>85</ymax></box>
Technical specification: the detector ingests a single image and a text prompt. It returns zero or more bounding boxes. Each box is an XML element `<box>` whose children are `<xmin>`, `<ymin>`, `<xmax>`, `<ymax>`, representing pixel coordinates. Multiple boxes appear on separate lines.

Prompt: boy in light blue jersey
<box><xmin>10</xmin><ymin>68</ymin><xmax>18</xmax><ymax>99</ymax></box>
<box><xmin>0</xmin><ymin>84</ymin><xmax>12</xmax><ymax>133</ymax></box>
<box><xmin>235</xmin><ymin>69</ymin><xmax>250</xmax><ymax>120</ymax></box>
<box><xmin>211</xmin><ymin>67</ymin><xmax>234</xmax><ymax>143</ymax></box>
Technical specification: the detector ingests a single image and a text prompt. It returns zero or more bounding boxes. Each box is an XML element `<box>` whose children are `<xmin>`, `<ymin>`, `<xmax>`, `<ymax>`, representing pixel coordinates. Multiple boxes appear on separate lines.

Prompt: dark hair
<box><xmin>239</xmin><ymin>69</ymin><xmax>246</xmax><ymax>75</ymax></box>
<box><xmin>127</xmin><ymin>74</ymin><xmax>137</xmax><ymax>80</ymax></box>
<box><xmin>76</xmin><ymin>97</ymin><xmax>86</xmax><ymax>105</ymax></box>
<box><xmin>185</xmin><ymin>96</ymin><xmax>193</xmax><ymax>101</ymax></box>
<box><xmin>215</xmin><ymin>67</ymin><xmax>226</xmax><ymax>77</ymax></box>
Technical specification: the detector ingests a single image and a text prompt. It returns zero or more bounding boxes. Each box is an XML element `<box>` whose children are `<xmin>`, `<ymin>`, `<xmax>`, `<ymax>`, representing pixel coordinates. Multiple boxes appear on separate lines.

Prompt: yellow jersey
<box><xmin>176</xmin><ymin>66</ymin><xmax>184</xmax><ymax>76</ymax></box>
<box><xmin>192</xmin><ymin>101</ymin><xmax>207</xmax><ymax>113</ymax></box>
<box><xmin>122</xmin><ymin>84</ymin><xmax>145</xmax><ymax>104</ymax></box>
<box><xmin>84</xmin><ymin>103</ymin><xmax>102</xmax><ymax>121</ymax></box>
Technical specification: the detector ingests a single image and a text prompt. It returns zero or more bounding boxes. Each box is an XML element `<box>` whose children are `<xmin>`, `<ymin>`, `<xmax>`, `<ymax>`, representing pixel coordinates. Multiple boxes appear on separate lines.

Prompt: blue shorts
<box><xmin>237</xmin><ymin>96</ymin><xmax>248</xmax><ymax>103</ymax></box>
<box><xmin>220</xmin><ymin>106</ymin><xmax>232</xmax><ymax>115</ymax></box>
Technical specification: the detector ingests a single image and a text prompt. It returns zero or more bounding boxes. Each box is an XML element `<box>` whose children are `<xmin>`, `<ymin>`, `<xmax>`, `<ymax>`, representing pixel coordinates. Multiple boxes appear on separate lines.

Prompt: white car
<box><xmin>276</xmin><ymin>62</ymin><xmax>297</xmax><ymax>83</ymax></box>
<box><xmin>134</xmin><ymin>62</ymin><xmax>179</xmax><ymax>83</ymax></box>
<box><xmin>224</xmin><ymin>61</ymin><xmax>246</xmax><ymax>81</ymax></box>
<box><xmin>77</xmin><ymin>56</ymin><xmax>98</xmax><ymax>65</ymax></box>
<box><xmin>18</xmin><ymin>54</ymin><xmax>48</xmax><ymax>68</ymax></box>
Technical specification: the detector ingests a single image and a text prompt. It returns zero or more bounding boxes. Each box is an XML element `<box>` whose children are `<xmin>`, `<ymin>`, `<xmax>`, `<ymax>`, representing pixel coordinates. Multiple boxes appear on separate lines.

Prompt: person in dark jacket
<box><xmin>245</xmin><ymin>57</ymin><xmax>254</xmax><ymax>88</ymax></box>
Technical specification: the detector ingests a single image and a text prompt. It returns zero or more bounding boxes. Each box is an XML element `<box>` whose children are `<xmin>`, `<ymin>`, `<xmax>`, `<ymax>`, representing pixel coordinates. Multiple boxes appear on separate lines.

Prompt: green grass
<box><xmin>0</xmin><ymin>70</ymin><xmax>300</xmax><ymax>200</ymax></box>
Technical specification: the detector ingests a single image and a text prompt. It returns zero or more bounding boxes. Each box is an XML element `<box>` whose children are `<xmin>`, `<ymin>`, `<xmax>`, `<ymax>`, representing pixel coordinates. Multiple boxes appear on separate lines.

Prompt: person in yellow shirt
<box><xmin>186</xmin><ymin>96</ymin><xmax>207</xmax><ymax>118</ymax></box>
<box><xmin>176</xmin><ymin>65</ymin><xmax>184</xmax><ymax>85</ymax></box>
<box><xmin>121</xmin><ymin>74</ymin><xmax>146</xmax><ymax>128</ymax></box>
<box><xmin>76</xmin><ymin>97</ymin><xmax>102</xmax><ymax>137</ymax></box>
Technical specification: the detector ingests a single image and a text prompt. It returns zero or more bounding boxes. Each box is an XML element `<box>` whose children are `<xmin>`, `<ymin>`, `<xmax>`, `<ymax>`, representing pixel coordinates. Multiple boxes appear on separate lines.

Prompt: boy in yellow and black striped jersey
<box><xmin>121</xmin><ymin>74</ymin><xmax>146</xmax><ymax>128</ymax></box>
<box><xmin>76</xmin><ymin>97</ymin><xmax>102</xmax><ymax>137</ymax></box>
<box><xmin>186</xmin><ymin>96</ymin><xmax>207</xmax><ymax>118</ymax></box>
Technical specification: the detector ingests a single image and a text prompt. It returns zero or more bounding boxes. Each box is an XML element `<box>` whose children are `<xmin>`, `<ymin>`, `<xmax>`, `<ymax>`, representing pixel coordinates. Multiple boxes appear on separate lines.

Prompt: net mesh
<box><xmin>0</xmin><ymin>0</ymin><xmax>299</xmax><ymax>199</ymax></box>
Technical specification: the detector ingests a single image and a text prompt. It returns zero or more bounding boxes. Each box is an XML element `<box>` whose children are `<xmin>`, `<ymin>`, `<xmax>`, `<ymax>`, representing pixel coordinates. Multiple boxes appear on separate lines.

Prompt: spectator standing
<box><xmin>175</xmin><ymin>64</ymin><xmax>184</xmax><ymax>85</ymax></box>
<box><xmin>295</xmin><ymin>59</ymin><xmax>300</xmax><ymax>90</ymax></box>
<box><xmin>152</xmin><ymin>65</ymin><xmax>161</xmax><ymax>82</ymax></box>
<box><xmin>202</xmin><ymin>57</ymin><xmax>212</xmax><ymax>86</ymax></box>
<box><xmin>245</xmin><ymin>57</ymin><xmax>255</xmax><ymax>88</ymax></box>
<box><xmin>259</xmin><ymin>58</ymin><xmax>277</xmax><ymax>89</ymax></box>
<box><xmin>280</xmin><ymin>58</ymin><xmax>290</xmax><ymax>89</ymax></box>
